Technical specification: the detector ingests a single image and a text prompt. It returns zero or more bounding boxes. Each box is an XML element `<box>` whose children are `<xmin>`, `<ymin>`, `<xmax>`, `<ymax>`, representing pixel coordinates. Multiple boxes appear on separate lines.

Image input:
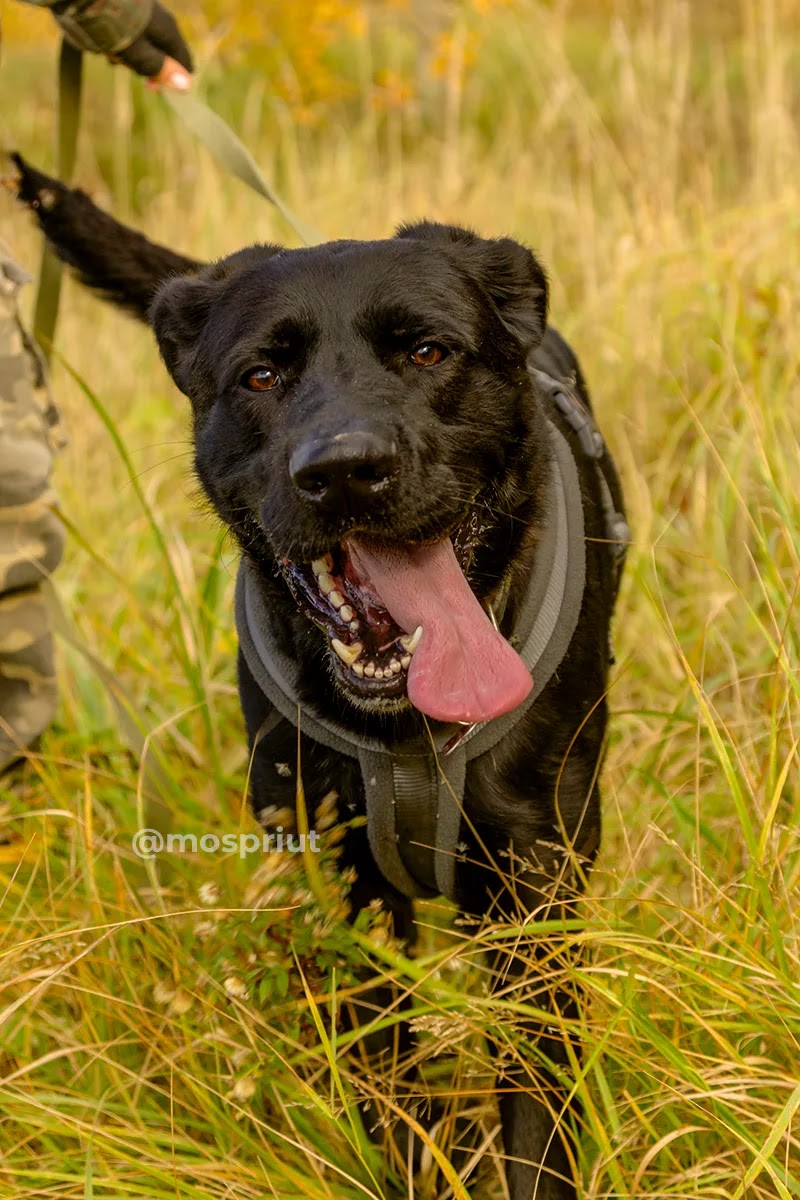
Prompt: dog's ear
<box><xmin>394</xmin><ymin>221</ymin><xmax>548</xmax><ymax>352</ymax></box>
<box><xmin>149</xmin><ymin>245</ymin><xmax>284</xmax><ymax>393</ymax></box>
<box><xmin>149</xmin><ymin>272</ymin><xmax>221</xmax><ymax>392</ymax></box>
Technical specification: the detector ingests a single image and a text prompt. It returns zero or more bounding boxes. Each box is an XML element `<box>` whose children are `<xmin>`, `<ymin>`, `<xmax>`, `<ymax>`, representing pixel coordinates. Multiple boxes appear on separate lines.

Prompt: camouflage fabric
<box><xmin>20</xmin><ymin>0</ymin><xmax>154</xmax><ymax>56</ymax></box>
<box><xmin>0</xmin><ymin>244</ymin><xmax>65</xmax><ymax>770</ymax></box>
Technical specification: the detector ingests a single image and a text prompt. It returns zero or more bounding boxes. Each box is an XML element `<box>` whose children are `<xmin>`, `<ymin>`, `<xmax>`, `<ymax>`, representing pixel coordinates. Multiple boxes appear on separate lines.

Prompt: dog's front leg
<box><xmin>462</xmin><ymin>838</ymin><xmax>588</xmax><ymax>1200</ymax></box>
<box><xmin>337</xmin><ymin>818</ymin><xmax>437</xmax><ymax>1181</ymax></box>
<box><xmin>239</xmin><ymin>649</ymin><xmax>420</xmax><ymax>1166</ymax></box>
<box><xmin>487</xmin><ymin>895</ymin><xmax>582</xmax><ymax>1200</ymax></box>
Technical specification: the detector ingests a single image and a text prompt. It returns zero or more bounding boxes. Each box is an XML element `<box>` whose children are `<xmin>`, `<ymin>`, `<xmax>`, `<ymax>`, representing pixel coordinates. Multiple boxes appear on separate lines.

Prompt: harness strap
<box><xmin>358</xmin><ymin>741</ymin><xmax>466</xmax><ymax>899</ymax></box>
<box><xmin>532</xmin><ymin>367</ymin><xmax>629</xmax><ymax>584</ymax></box>
<box><xmin>235</xmin><ymin>406</ymin><xmax>593</xmax><ymax>900</ymax></box>
<box><xmin>235</xmin><ymin>355</ymin><xmax>636</xmax><ymax>903</ymax></box>
<box><xmin>446</xmin><ymin>418</ymin><xmax>587</xmax><ymax>764</ymax></box>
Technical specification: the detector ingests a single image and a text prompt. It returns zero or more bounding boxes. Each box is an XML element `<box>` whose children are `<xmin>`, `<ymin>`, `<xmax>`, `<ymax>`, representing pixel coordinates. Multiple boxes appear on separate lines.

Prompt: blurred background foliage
<box><xmin>5</xmin><ymin>0</ymin><xmax>531</xmax><ymax>121</ymax></box>
<box><xmin>3</xmin><ymin>0</ymin><xmax>799</xmax><ymax>233</ymax></box>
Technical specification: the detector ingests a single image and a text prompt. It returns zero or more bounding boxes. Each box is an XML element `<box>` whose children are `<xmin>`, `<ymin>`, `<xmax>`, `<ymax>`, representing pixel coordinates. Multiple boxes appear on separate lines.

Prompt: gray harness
<box><xmin>235</xmin><ymin>372</ymin><xmax>628</xmax><ymax>902</ymax></box>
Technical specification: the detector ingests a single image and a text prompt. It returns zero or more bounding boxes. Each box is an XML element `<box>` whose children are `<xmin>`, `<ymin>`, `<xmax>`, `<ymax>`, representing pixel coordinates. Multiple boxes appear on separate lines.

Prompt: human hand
<box><xmin>114</xmin><ymin>2</ymin><xmax>193</xmax><ymax>89</ymax></box>
<box><xmin>145</xmin><ymin>55</ymin><xmax>192</xmax><ymax>91</ymax></box>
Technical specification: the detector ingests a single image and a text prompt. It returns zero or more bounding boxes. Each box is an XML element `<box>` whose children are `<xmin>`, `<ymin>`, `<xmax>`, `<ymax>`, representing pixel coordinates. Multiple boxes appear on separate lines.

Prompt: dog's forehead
<box><xmin>220</xmin><ymin>238</ymin><xmax>477</xmax><ymax>333</ymax></box>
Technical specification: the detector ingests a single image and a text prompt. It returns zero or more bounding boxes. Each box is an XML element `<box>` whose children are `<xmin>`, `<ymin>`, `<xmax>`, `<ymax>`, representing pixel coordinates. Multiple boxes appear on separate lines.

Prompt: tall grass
<box><xmin>0</xmin><ymin>1</ymin><xmax>798</xmax><ymax>1196</ymax></box>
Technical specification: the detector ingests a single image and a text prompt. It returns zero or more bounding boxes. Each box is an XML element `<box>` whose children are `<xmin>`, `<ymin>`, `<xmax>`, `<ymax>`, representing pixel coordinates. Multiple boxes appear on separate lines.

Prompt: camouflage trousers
<box><xmin>0</xmin><ymin>242</ymin><xmax>65</xmax><ymax>772</ymax></box>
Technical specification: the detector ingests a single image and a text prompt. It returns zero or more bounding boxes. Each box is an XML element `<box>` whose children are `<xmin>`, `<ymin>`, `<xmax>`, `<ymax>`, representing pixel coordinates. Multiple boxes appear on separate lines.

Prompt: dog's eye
<box><xmin>409</xmin><ymin>343</ymin><xmax>448</xmax><ymax>367</ymax></box>
<box><xmin>242</xmin><ymin>367</ymin><xmax>280</xmax><ymax>392</ymax></box>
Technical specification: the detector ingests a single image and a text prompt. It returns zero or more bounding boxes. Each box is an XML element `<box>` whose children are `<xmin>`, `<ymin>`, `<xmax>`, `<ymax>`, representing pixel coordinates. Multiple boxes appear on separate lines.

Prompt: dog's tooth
<box><xmin>399</xmin><ymin>625</ymin><xmax>423</xmax><ymax>654</ymax></box>
<box><xmin>332</xmin><ymin>638</ymin><xmax>362</xmax><ymax>666</ymax></box>
<box><xmin>364</xmin><ymin>663</ymin><xmax>376</xmax><ymax>678</ymax></box>
<box><xmin>339</xmin><ymin>604</ymin><xmax>354</xmax><ymax>622</ymax></box>
<box><xmin>374</xmin><ymin>667</ymin><xmax>384</xmax><ymax>680</ymax></box>
<box><xmin>311</xmin><ymin>555</ymin><xmax>333</xmax><ymax>576</ymax></box>
<box><xmin>318</xmin><ymin>573</ymin><xmax>335</xmax><ymax>595</ymax></box>
<box><xmin>349</xmin><ymin>620</ymin><xmax>360</xmax><ymax>633</ymax></box>
<box><xmin>400</xmin><ymin>655</ymin><xmax>411</xmax><ymax>670</ymax></box>
<box><xmin>389</xmin><ymin>659</ymin><xmax>402</xmax><ymax>674</ymax></box>
<box><xmin>352</xmin><ymin>661</ymin><xmax>364</xmax><ymax>677</ymax></box>
<box><xmin>329</xmin><ymin>590</ymin><xmax>345</xmax><ymax>609</ymax></box>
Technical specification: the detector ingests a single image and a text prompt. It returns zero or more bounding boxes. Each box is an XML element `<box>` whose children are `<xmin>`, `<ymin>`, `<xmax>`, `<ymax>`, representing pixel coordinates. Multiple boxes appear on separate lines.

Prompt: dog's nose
<box><xmin>289</xmin><ymin>429</ymin><xmax>399</xmax><ymax>508</ymax></box>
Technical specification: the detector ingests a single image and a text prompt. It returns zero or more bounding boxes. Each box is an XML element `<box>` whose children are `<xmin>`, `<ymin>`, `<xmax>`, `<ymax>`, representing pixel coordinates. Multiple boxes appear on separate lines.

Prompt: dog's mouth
<box><xmin>279</xmin><ymin>521</ymin><xmax>533</xmax><ymax>724</ymax></box>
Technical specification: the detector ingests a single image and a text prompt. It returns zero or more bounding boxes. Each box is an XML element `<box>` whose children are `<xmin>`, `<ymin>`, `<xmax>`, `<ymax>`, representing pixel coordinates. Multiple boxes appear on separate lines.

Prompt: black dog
<box><xmin>15</xmin><ymin>155</ymin><xmax>627</xmax><ymax>1199</ymax></box>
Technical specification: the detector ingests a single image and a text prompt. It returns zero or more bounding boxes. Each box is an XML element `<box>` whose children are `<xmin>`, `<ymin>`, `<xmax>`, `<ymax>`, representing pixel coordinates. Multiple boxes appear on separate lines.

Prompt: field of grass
<box><xmin>1</xmin><ymin>1</ymin><xmax>799</xmax><ymax>1196</ymax></box>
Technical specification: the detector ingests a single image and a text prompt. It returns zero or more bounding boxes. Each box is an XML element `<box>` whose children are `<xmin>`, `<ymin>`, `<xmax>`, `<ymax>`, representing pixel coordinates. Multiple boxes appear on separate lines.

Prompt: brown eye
<box><xmin>242</xmin><ymin>367</ymin><xmax>279</xmax><ymax>392</ymax></box>
<box><xmin>409</xmin><ymin>342</ymin><xmax>448</xmax><ymax>366</ymax></box>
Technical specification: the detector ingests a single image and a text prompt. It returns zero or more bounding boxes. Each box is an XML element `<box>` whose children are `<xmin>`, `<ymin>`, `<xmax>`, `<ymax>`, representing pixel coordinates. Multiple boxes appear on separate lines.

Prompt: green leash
<box><xmin>162</xmin><ymin>90</ymin><xmax>315</xmax><ymax>244</ymax></box>
<box><xmin>33</xmin><ymin>39</ymin><xmax>83</xmax><ymax>361</ymax></box>
<box><xmin>33</xmin><ymin>41</ymin><xmax>314</xmax><ymax>358</ymax></box>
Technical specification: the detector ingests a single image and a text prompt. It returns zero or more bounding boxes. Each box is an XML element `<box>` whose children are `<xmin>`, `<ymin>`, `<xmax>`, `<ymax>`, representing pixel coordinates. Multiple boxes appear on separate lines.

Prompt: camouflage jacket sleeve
<box><xmin>19</xmin><ymin>0</ymin><xmax>154</xmax><ymax>56</ymax></box>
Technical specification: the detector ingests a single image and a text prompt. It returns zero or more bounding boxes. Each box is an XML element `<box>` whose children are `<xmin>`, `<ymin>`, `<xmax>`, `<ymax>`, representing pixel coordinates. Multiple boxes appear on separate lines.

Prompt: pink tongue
<box><xmin>348</xmin><ymin>537</ymin><xmax>532</xmax><ymax>724</ymax></box>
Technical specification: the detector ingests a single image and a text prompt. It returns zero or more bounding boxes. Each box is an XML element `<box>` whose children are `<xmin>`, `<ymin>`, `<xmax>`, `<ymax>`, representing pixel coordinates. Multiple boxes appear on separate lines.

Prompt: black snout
<box><xmin>289</xmin><ymin>429</ymin><xmax>399</xmax><ymax>510</ymax></box>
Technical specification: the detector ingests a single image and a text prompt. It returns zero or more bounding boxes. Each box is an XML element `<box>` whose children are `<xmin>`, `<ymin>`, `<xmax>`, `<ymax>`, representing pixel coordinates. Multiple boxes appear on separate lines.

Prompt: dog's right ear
<box><xmin>149</xmin><ymin>272</ymin><xmax>221</xmax><ymax>394</ymax></box>
<box><xmin>149</xmin><ymin>245</ymin><xmax>284</xmax><ymax>395</ymax></box>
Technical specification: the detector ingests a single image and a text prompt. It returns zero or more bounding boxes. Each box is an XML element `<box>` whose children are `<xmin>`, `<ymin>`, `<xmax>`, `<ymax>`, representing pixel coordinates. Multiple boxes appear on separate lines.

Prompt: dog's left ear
<box><xmin>395</xmin><ymin>221</ymin><xmax>548</xmax><ymax>352</ymax></box>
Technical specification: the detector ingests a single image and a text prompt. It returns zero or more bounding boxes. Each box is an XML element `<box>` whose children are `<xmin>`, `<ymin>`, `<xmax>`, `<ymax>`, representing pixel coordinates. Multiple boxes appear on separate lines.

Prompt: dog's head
<box><xmin>151</xmin><ymin>222</ymin><xmax>551</xmax><ymax>724</ymax></box>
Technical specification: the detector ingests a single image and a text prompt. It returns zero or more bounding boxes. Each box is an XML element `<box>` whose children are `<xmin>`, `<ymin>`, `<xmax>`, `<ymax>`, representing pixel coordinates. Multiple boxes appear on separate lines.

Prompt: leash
<box><xmin>160</xmin><ymin>91</ymin><xmax>316</xmax><ymax>244</ymax></box>
<box><xmin>33</xmin><ymin>40</ymin><xmax>314</xmax><ymax>359</ymax></box>
<box><xmin>235</xmin><ymin>371</ymin><xmax>628</xmax><ymax>902</ymax></box>
<box><xmin>33</xmin><ymin>39</ymin><xmax>83</xmax><ymax>361</ymax></box>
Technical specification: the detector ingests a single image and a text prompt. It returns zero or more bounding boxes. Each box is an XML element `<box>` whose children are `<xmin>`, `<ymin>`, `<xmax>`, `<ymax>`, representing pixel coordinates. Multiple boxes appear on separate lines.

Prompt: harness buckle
<box><xmin>443</xmin><ymin>722</ymin><xmax>477</xmax><ymax>757</ymax></box>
